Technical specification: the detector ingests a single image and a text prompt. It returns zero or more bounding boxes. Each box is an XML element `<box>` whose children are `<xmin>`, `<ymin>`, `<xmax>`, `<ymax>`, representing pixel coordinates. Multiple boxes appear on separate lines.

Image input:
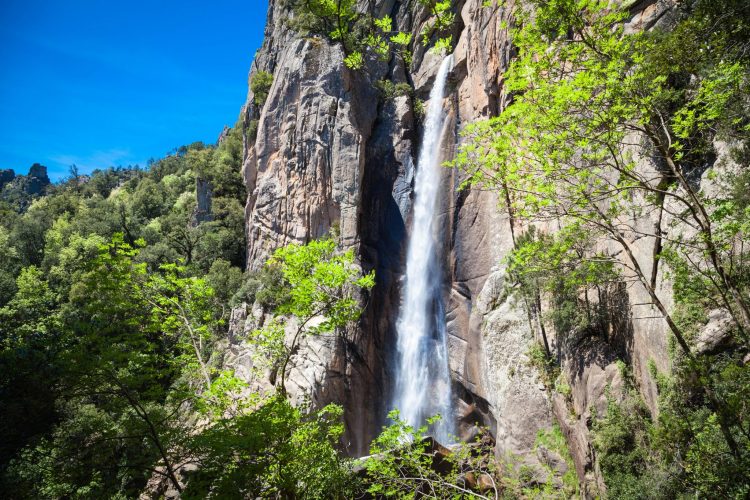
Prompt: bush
<box><xmin>527</xmin><ymin>341</ymin><xmax>558</xmax><ymax>387</ymax></box>
<box><xmin>250</xmin><ymin>71</ymin><xmax>274</xmax><ymax>107</ymax></box>
<box><xmin>206</xmin><ymin>259</ymin><xmax>243</xmax><ymax>308</ymax></box>
<box><xmin>231</xmin><ymin>264</ymin><xmax>289</xmax><ymax>310</ymax></box>
<box><xmin>375</xmin><ymin>79</ymin><xmax>413</xmax><ymax>100</ymax></box>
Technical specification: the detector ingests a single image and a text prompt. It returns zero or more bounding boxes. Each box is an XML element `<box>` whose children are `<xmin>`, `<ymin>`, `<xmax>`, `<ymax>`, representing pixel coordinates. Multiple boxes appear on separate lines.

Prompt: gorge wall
<box><xmin>231</xmin><ymin>0</ymin><xmax>684</xmax><ymax>494</ymax></box>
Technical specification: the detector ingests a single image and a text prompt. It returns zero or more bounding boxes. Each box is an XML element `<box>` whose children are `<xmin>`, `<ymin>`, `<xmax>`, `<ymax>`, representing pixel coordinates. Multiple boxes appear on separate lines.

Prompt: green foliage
<box><xmin>289</xmin><ymin>0</ymin><xmax>361</xmax><ymax>54</ymax></box>
<box><xmin>145</xmin><ymin>260</ymin><xmax>220</xmax><ymax>388</ymax></box>
<box><xmin>0</xmin><ymin>266</ymin><xmax>61</xmax><ymax>472</ymax></box>
<box><xmin>417</xmin><ymin>0</ymin><xmax>456</xmax><ymax>53</ymax></box>
<box><xmin>592</xmin><ymin>388</ymin><xmax>676</xmax><ymax>499</ymax></box>
<box><xmin>0</xmin><ymin>228</ymin><xmax>20</xmax><ymax>305</ymax></box>
<box><xmin>344</xmin><ymin>51</ymin><xmax>365</xmax><ymax>70</ymax></box>
<box><xmin>231</xmin><ymin>263</ymin><xmax>290</xmax><ymax>310</ymax></box>
<box><xmin>186</xmin><ymin>385</ymin><xmax>353</xmax><ymax>499</ymax></box>
<box><xmin>376</xmin><ymin>79</ymin><xmax>415</xmax><ymax>100</ymax></box>
<box><xmin>250</xmin><ymin>71</ymin><xmax>274</xmax><ymax>106</ymax></box>
<box><xmin>252</xmin><ymin>237</ymin><xmax>375</xmax><ymax>394</ymax></box>
<box><xmin>509</xmin><ymin>226</ymin><xmax>616</xmax><ymax>296</ymax></box>
<box><xmin>364</xmin><ymin>410</ymin><xmax>497</xmax><ymax>498</ymax></box>
<box><xmin>507</xmin><ymin>224</ymin><xmax>619</xmax><ymax>361</ymax></box>
<box><xmin>526</xmin><ymin>341</ymin><xmax>558</xmax><ymax>387</ymax></box>
<box><xmin>290</xmin><ymin>0</ymin><xmax>456</xmax><ymax>70</ymax></box>
<box><xmin>206</xmin><ymin>258</ymin><xmax>243</xmax><ymax>307</ymax></box>
<box><xmin>2</xmin><ymin>236</ymin><xmax>201</xmax><ymax>497</ymax></box>
<box><xmin>271</xmin><ymin>238</ymin><xmax>374</xmax><ymax>333</ymax></box>
<box><xmin>591</xmin><ymin>354</ymin><xmax>750</xmax><ymax>499</ymax></box>
<box><xmin>651</xmin><ymin>353</ymin><xmax>750</xmax><ymax>498</ymax></box>
<box><xmin>413</xmin><ymin>99</ymin><xmax>426</xmax><ymax>120</ymax></box>
<box><xmin>130</xmin><ymin>177</ymin><xmax>169</xmax><ymax>220</ymax></box>
<box><xmin>245</xmin><ymin>118</ymin><xmax>259</xmax><ymax>144</ymax></box>
<box><xmin>518</xmin><ymin>424</ymin><xmax>578</xmax><ymax>498</ymax></box>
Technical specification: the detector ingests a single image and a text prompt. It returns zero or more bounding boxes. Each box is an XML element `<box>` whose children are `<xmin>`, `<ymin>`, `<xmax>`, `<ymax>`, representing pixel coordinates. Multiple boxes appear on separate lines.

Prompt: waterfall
<box><xmin>392</xmin><ymin>55</ymin><xmax>455</xmax><ymax>443</ymax></box>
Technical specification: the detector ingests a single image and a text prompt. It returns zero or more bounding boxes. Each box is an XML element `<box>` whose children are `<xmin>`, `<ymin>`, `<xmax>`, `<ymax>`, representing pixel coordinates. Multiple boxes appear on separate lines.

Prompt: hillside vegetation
<box><xmin>1</xmin><ymin>0</ymin><xmax>749</xmax><ymax>498</ymax></box>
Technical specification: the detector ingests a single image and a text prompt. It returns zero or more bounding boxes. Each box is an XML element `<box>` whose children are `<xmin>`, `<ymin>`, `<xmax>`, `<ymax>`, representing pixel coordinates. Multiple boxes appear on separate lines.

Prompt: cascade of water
<box><xmin>392</xmin><ymin>54</ymin><xmax>455</xmax><ymax>443</ymax></box>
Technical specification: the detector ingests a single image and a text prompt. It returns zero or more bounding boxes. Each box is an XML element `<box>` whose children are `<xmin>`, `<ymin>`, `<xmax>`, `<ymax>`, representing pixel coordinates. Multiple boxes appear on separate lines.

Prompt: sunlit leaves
<box><xmin>185</xmin><ymin>394</ymin><xmax>353</xmax><ymax>499</ymax></box>
<box><xmin>293</xmin><ymin>0</ymin><xmax>408</xmax><ymax>67</ymax></box>
<box><xmin>418</xmin><ymin>0</ymin><xmax>456</xmax><ymax>53</ymax></box>
<box><xmin>364</xmin><ymin>409</ymin><xmax>497</xmax><ymax>498</ymax></box>
<box><xmin>390</xmin><ymin>31</ymin><xmax>412</xmax><ymax>47</ymax></box>
<box><xmin>270</xmin><ymin>237</ymin><xmax>374</xmax><ymax>335</ymax></box>
<box><xmin>344</xmin><ymin>51</ymin><xmax>365</xmax><ymax>70</ymax></box>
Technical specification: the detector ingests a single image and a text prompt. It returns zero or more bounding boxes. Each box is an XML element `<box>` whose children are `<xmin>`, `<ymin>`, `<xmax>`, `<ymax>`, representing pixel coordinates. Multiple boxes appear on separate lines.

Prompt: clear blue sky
<box><xmin>0</xmin><ymin>0</ymin><xmax>268</xmax><ymax>180</ymax></box>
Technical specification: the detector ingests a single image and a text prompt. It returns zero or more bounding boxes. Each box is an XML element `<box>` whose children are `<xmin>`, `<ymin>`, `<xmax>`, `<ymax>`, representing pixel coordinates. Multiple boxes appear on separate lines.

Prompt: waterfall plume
<box><xmin>392</xmin><ymin>54</ymin><xmax>455</xmax><ymax>443</ymax></box>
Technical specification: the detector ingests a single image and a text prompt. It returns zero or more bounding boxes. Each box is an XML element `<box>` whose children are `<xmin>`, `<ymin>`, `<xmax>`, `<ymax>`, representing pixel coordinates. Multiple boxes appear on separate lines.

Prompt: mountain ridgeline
<box><xmin>2</xmin><ymin>0</ymin><xmax>750</xmax><ymax>498</ymax></box>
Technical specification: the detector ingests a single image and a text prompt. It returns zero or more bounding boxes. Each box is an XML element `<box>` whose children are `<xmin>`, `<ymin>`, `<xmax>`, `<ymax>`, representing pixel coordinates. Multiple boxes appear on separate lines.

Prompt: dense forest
<box><xmin>1</xmin><ymin>0</ymin><xmax>750</xmax><ymax>498</ymax></box>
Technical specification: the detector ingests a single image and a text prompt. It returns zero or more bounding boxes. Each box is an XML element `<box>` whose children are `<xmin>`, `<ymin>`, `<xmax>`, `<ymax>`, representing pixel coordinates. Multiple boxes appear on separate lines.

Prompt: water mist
<box><xmin>392</xmin><ymin>54</ymin><xmax>455</xmax><ymax>443</ymax></box>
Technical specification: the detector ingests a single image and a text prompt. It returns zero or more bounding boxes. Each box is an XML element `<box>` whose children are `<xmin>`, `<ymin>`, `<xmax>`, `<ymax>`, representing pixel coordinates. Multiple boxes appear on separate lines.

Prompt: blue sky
<box><xmin>0</xmin><ymin>0</ymin><xmax>268</xmax><ymax>180</ymax></box>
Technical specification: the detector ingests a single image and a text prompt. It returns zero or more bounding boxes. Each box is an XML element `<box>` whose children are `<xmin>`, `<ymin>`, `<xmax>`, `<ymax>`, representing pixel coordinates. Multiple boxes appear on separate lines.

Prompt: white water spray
<box><xmin>392</xmin><ymin>55</ymin><xmax>455</xmax><ymax>443</ymax></box>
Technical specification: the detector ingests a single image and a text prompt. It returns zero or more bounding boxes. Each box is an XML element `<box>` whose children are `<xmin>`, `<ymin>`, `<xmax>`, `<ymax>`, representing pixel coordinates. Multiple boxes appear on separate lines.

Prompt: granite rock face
<box><xmin>230</xmin><ymin>0</ymin><xmax>682</xmax><ymax>482</ymax></box>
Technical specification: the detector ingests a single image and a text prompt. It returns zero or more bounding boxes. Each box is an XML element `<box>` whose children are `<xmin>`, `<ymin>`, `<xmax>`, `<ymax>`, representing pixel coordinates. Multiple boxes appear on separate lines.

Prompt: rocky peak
<box><xmin>0</xmin><ymin>169</ymin><xmax>15</xmax><ymax>189</ymax></box>
<box><xmin>25</xmin><ymin>163</ymin><xmax>50</xmax><ymax>195</ymax></box>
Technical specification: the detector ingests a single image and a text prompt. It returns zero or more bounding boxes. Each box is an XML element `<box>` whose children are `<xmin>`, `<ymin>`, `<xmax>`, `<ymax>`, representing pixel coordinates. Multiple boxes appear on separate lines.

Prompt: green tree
<box><xmin>0</xmin><ymin>267</ymin><xmax>61</xmax><ymax>473</ymax></box>
<box><xmin>205</xmin><ymin>258</ymin><xmax>244</xmax><ymax>310</ymax></box>
<box><xmin>250</xmin><ymin>71</ymin><xmax>274</xmax><ymax>106</ymax></box>
<box><xmin>251</xmin><ymin>237</ymin><xmax>374</xmax><ymax>395</ymax></box>
<box><xmin>0</xmin><ymin>226</ymin><xmax>21</xmax><ymax>305</ymax></box>
<box><xmin>457</xmin><ymin>0</ymin><xmax>750</xmax><ymax>493</ymax></box>
<box><xmin>144</xmin><ymin>261</ymin><xmax>220</xmax><ymax>390</ymax></box>
<box><xmin>130</xmin><ymin>177</ymin><xmax>169</xmax><ymax>220</ymax></box>
<box><xmin>4</xmin><ymin>236</ymin><xmax>229</xmax><ymax>497</ymax></box>
<box><xmin>458</xmin><ymin>0</ymin><xmax>750</xmax><ymax>352</ymax></box>
<box><xmin>364</xmin><ymin>410</ymin><xmax>498</xmax><ymax>498</ymax></box>
<box><xmin>184</xmin><ymin>381</ymin><xmax>353</xmax><ymax>499</ymax></box>
<box><xmin>506</xmin><ymin>224</ymin><xmax>619</xmax><ymax>358</ymax></box>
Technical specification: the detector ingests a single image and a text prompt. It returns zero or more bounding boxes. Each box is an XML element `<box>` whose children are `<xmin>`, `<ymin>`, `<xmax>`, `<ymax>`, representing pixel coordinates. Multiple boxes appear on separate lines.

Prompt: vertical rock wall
<box><xmin>234</xmin><ymin>0</ymin><xmax>681</xmax><ymax>484</ymax></box>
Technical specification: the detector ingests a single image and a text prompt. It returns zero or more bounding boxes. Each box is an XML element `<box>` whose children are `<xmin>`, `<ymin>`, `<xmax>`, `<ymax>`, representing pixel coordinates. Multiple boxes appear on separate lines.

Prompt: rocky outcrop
<box><xmin>695</xmin><ymin>308</ymin><xmax>737</xmax><ymax>355</ymax></box>
<box><xmin>472</xmin><ymin>271</ymin><xmax>552</xmax><ymax>456</ymax></box>
<box><xmin>241</xmin><ymin>0</ymin><xmax>382</xmax><ymax>267</ymax></box>
<box><xmin>553</xmin><ymin>337</ymin><xmax>626</xmax><ymax>497</ymax></box>
<box><xmin>1</xmin><ymin>164</ymin><xmax>52</xmax><ymax>210</ymax></box>
<box><xmin>230</xmin><ymin>0</ymin><xmax>687</xmax><ymax>485</ymax></box>
<box><xmin>25</xmin><ymin>163</ymin><xmax>50</xmax><ymax>195</ymax></box>
<box><xmin>191</xmin><ymin>177</ymin><xmax>213</xmax><ymax>225</ymax></box>
<box><xmin>0</xmin><ymin>169</ymin><xmax>15</xmax><ymax>189</ymax></box>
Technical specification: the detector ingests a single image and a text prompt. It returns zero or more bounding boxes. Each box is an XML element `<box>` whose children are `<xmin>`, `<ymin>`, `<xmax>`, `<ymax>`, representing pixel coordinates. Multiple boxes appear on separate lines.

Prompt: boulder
<box><xmin>695</xmin><ymin>308</ymin><xmax>737</xmax><ymax>355</ymax></box>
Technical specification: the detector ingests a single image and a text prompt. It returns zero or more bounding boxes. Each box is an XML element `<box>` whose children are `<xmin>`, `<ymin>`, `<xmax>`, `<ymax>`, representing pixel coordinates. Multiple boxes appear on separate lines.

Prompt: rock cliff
<box><xmin>0</xmin><ymin>163</ymin><xmax>52</xmax><ymax>210</ymax></box>
<box><xmin>232</xmin><ymin>0</ymin><xmax>685</xmax><ymax>491</ymax></box>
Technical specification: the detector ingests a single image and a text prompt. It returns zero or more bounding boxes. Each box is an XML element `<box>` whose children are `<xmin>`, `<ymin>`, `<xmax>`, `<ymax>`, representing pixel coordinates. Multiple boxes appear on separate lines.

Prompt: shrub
<box><xmin>250</xmin><ymin>71</ymin><xmax>274</xmax><ymax>107</ymax></box>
